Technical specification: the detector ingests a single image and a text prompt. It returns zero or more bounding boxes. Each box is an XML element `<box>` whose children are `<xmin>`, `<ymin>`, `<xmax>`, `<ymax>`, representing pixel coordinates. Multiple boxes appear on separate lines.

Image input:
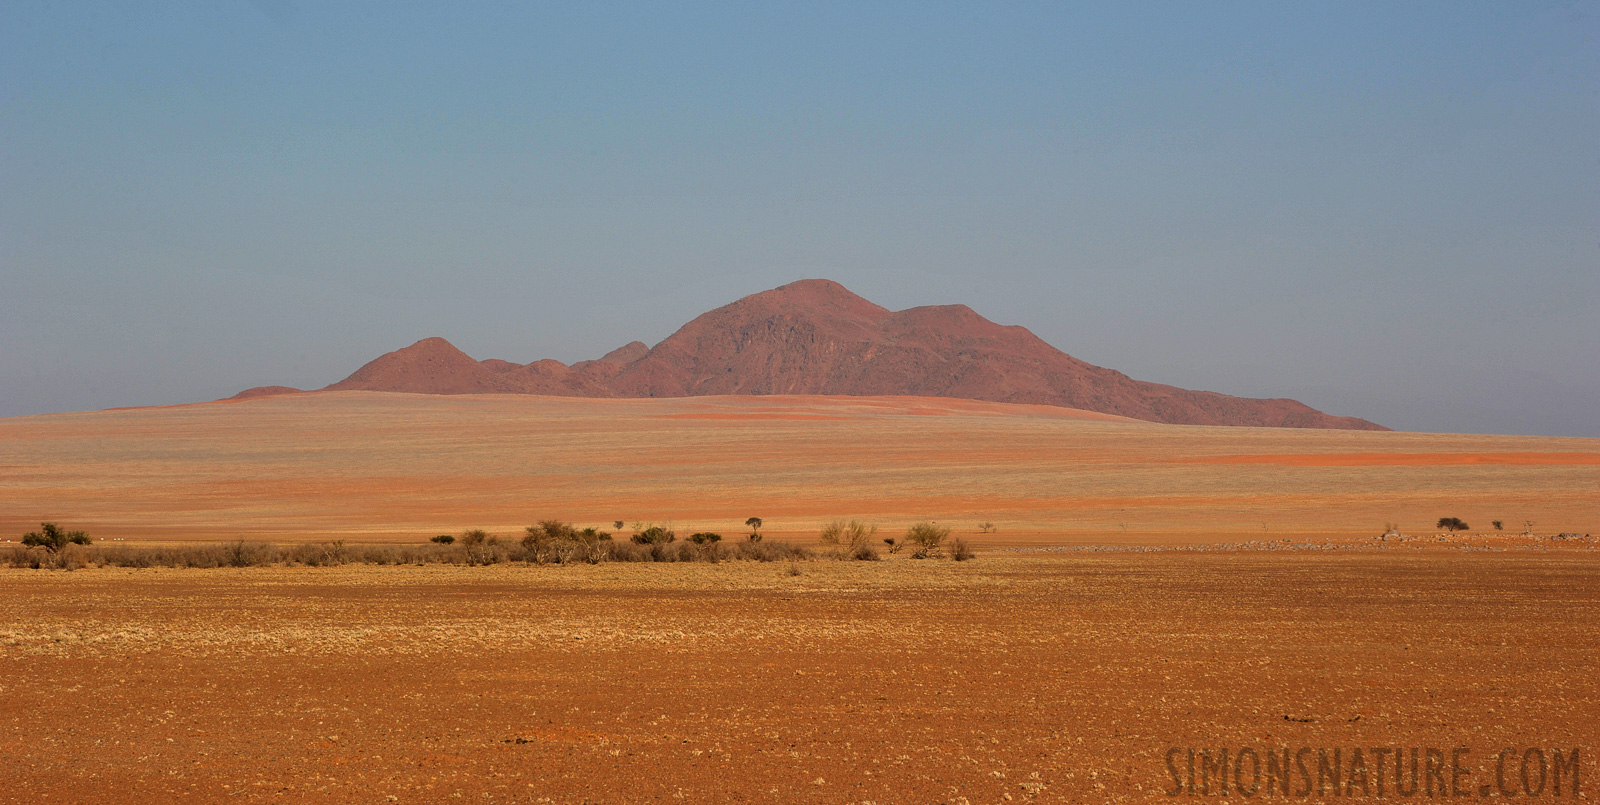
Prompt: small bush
<box><xmin>1436</xmin><ymin>517</ymin><xmax>1469</xmax><ymax>532</ymax></box>
<box><xmin>905</xmin><ymin>522</ymin><xmax>950</xmax><ymax>558</ymax></box>
<box><xmin>950</xmin><ymin>538</ymin><xmax>975</xmax><ymax>561</ymax></box>
<box><xmin>688</xmin><ymin>532</ymin><xmax>723</xmax><ymax>545</ymax></box>
<box><xmin>460</xmin><ymin>529</ymin><xmax>490</xmax><ymax>546</ymax></box>
<box><xmin>431</xmin><ymin>534</ymin><xmax>455</xmax><ymax>544</ymax></box>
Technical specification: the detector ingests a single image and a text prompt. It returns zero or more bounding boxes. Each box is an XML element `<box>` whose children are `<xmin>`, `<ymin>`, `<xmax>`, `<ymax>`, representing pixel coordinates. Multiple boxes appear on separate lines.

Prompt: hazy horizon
<box><xmin>3</xmin><ymin>3</ymin><xmax>1596</xmax><ymax>436</ymax></box>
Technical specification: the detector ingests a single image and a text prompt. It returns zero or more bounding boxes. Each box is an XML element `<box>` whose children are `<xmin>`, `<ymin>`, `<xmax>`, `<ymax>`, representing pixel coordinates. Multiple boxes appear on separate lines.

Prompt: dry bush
<box><xmin>949</xmin><ymin>537</ymin><xmax>975</xmax><ymax>561</ymax></box>
<box><xmin>730</xmin><ymin>540</ymin><xmax>811</xmax><ymax>562</ymax></box>
<box><xmin>819</xmin><ymin>519</ymin><xmax>878</xmax><ymax>558</ymax></box>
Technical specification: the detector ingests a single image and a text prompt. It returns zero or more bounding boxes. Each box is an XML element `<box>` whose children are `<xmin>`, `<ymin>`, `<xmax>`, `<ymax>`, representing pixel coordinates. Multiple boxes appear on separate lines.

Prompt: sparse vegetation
<box><xmin>22</xmin><ymin>523</ymin><xmax>93</xmax><ymax>553</ymax></box>
<box><xmin>745</xmin><ymin>517</ymin><xmax>763</xmax><ymax>541</ymax></box>
<box><xmin>2</xmin><ymin>529</ymin><xmax>811</xmax><ymax>570</ymax></box>
<box><xmin>1492</xmin><ymin>520</ymin><xmax>1503</xmax><ymax>531</ymax></box>
<box><xmin>1436</xmin><ymin>517</ymin><xmax>1469</xmax><ymax>532</ymax></box>
<box><xmin>431</xmin><ymin>534</ymin><xmax>455</xmax><ymax>544</ymax></box>
<box><xmin>460</xmin><ymin>528</ymin><xmax>490</xmax><ymax>546</ymax></box>
<box><xmin>688</xmin><ymin>532</ymin><xmax>723</xmax><ymax>545</ymax></box>
<box><xmin>977</xmin><ymin>521</ymin><xmax>995</xmax><ymax>534</ymax></box>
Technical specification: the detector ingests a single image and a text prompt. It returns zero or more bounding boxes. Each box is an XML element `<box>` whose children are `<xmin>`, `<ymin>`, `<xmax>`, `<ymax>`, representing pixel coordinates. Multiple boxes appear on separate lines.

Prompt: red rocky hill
<box><xmin>306</xmin><ymin>279</ymin><xmax>1384</xmax><ymax>430</ymax></box>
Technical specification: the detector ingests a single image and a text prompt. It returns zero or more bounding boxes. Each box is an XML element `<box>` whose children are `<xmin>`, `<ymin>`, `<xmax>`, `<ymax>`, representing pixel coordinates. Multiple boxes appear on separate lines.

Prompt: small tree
<box><xmin>977</xmin><ymin>522</ymin><xmax>995</xmax><ymax>534</ymax></box>
<box><xmin>688</xmin><ymin>532</ymin><xmax>723</xmax><ymax>545</ymax></box>
<box><xmin>461</xmin><ymin>528</ymin><xmax>490</xmax><ymax>546</ymax></box>
<box><xmin>1436</xmin><ymin>517</ymin><xmax>1469</xmax><ymax>532</ymax></box>
<box><xmin>745</xmin><ymin>517</ymin><xmax>763</xmax><ymax>541</ymax></box>
<box><xmin>1492</xmin><ymin>520</ymin><xmax>1503</xmax><ymax>531</ymax></box>
<box><xmin>613</xmin><ymin>520</ymin><xmax>625</xmax><ymax>532</ymax></box>
<box><xmin>22</xmin><ymin>523</ymin><xmax>92</xmax><ymax>553</ymax></box>
<box><xmin>430</xmin><ymin>534</ymin><xmax>455</xmax><ymax>544</ymax></box>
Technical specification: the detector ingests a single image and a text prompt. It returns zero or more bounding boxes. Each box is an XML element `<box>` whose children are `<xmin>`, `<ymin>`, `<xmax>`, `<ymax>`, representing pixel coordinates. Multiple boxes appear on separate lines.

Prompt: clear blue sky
<box><xmin>3</xmin><ymin>2</ymin><xmax>1596</xmax><ymax>435</ymax></box>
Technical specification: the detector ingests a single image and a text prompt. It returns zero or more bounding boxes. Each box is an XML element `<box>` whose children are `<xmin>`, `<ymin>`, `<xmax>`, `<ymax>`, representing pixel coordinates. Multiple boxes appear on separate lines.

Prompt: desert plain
<box><xmin>2</xmin><ymin>392</ymin><xmax>1598</xmax><ymax>803</ymax></box>
<box><xmin>2</xmin><ymin>391</ymin><xmax>1596</xmax><ymax>543</ymax></box>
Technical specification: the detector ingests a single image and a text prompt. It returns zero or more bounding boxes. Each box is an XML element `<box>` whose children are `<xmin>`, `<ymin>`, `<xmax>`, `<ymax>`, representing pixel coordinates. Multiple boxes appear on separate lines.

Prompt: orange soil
<box><xmin>0</xmin><ymin>392</ymin><xmax>1594</xmax><ymax>545</ymax></box>
<box><xmin>1</xmin><ymin>554</ymin><xmax>1595</xmax><ymax>803</ymax></box>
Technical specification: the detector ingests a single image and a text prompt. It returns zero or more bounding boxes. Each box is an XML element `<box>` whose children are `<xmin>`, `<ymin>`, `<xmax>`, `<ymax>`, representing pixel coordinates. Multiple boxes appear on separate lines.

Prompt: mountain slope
<box><xmin>303</xmin><ymin>279</ymin><xmax>1384</xmax><ymax>430</ymax></box>
<box><xmin>608</xmin><ymin>280</ymin><xmax>1384</xmax><ymax>429</ymax></box>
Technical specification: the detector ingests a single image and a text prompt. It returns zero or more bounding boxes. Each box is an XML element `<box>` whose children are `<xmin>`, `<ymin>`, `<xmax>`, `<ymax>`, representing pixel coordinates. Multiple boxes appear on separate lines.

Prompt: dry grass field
<box><xmin>2</xmin><ymin>391</ymin><xmax>1595</xmax><ymax>545</ymax></box>
<box><xmin>2</xmin><ymin>553</ymin><xmax>1596</xmax><ymax>803</ymax></box>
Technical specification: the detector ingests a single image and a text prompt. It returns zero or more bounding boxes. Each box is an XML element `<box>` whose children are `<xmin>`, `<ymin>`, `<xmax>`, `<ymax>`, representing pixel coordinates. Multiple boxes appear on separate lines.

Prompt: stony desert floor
<box><xmin>1</xmin><ymin>552</ymin><xmax>1595</xmax><ymax>803</ymax></box>
<box><xmin>1</xmin><ymin>392</ymin><xmax>1595</xmax><ymax>545</ymax></box>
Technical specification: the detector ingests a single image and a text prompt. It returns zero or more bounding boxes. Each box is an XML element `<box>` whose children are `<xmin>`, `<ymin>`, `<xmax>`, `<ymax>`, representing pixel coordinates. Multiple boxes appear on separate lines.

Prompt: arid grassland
<box><xmin>2</xmin><ymin>552</ymin><xmax>1595</xmax><ymax>804</ymax></box>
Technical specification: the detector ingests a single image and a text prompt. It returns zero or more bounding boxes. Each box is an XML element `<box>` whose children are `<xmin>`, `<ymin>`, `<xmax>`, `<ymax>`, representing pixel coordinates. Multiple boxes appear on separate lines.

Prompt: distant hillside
<box><xmin>280</xmin><ymin>279</ymin><xmax>1385</xmax><ymax>430</ymax></box>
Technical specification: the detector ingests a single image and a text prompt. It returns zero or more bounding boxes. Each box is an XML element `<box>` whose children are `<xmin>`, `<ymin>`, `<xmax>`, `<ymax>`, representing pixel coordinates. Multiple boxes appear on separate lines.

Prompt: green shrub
<box><xmin>21</xmin><ymin>523</ymin><xmax>92</xmax><ymax>553</ymax></box>
<box><xmin>1436</xmin><ymin>517</ymin><xmax>1469</xmax><ymax>532</ymax></box>
<box><xmin>430</xmin><ymin>534</ymin><xmax>455</xmax><ymax>544</ymax></box>
<box><xmin>632</xmin><ymin>525</ymin><xmax>675</xmax><ymax>545</ymax></box>
<box><xmin>688</xmin><ymin>532</ymin><xmax>723</xmax><ymax>545</ymax></box>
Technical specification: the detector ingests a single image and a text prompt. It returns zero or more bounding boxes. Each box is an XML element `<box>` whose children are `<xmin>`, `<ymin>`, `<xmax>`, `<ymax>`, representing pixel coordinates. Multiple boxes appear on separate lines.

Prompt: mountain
<box><xmin>283</xmin><ymin>279</ymin><xmax>1384</xmax><ymax>430</ymax></box>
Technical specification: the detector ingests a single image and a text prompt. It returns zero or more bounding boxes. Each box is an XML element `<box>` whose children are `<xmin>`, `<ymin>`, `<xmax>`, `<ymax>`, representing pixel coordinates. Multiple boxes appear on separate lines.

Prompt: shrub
<box><xmin>460</xmin><ymin>529</ymin><xmax>490</xmax><ymax>546</ymax></box>
<box><xmin>1492</xmin><ymin>520</ymin><xmax>1503</xmax><ymax>531</ymax></box>
<box><xmin>431</xmin><ymin>534</ymin><xmax>455</xmax><ymax>544</ymax></box>
<box><xmin>819</xmin><ymin>519</ymin><xmax>877</xmax><ymax>550</ymax></box>
<box><xmin>1436</xmin><ymin>517</ymin><xmax>1469</xmax><ymax>532</ymax></box>
<box><xmin>688</xmin><ymin>532</ymin><xmax>723</xmax><ymax>545</ymax></box>
<box><xmin>905</xmin><ymin>522</ymin><xmax>950</xmax><ymax>558</ymax></box>
<box><xmin>631</xmin><ymin>525</ymin><xmax>675</xmax><ymax>545</ymax></box>
<box><xmin>949</xmin><ymin>538</ymin><xmax>975</xmax><ymax>561</ymax></box>
<box><xmin>22</xmin><ymin>523</ymin><xmax>92</xmax><ymax>553</ymax></box>
<box><xmin>731</xmin><ymin>539</ymin><xmax>811</xmax><ymax>562</ymax></box>
<box><xmin>977</xmin><ymin>522</ymin><xmax>995</xmax><ymax>534</ymax></box>
<box><xmin>850</xmin><ymin>543</ymin><xmax>880</xmax><ymax>561</ymax></box>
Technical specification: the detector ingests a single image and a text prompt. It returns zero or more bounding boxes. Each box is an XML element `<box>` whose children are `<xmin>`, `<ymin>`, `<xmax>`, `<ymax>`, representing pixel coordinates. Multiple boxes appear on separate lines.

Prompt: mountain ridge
<box><xmin>245</xmin><ymin>279</ymin><xmax>1386</xmax><ymax>430</ymax></box>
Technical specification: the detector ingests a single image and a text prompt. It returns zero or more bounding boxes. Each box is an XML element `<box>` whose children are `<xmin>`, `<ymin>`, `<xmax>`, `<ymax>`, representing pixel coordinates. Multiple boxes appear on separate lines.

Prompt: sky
<box><xmin>3</xmin><ymin>2</ymin><xmax>1596</xmax><ymax>436</ymax></box>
